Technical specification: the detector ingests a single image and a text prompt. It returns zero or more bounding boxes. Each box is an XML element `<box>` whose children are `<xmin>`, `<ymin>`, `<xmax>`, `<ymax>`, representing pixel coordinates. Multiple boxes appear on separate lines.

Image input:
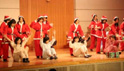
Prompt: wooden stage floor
<box><xmin>0</xmin><ymin>48</ymin><xmax>124</xmax><ymax>70</ymax></box>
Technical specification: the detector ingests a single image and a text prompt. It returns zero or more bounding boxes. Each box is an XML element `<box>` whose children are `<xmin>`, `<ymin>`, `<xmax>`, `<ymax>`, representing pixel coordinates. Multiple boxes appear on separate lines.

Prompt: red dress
<box><xmin>95</xmin><ymin>22</ymin><xmax>109</xmax><ymax>53</ymax></box>
<box><xmin>88</xmin><ymin>21</ymin><xmax>97</xmax><ymax>50</ymax></box>
<box><xmin>109</xmin><ymin>23</ymin><xmax>119</xmax><ymax>36</ymax></box>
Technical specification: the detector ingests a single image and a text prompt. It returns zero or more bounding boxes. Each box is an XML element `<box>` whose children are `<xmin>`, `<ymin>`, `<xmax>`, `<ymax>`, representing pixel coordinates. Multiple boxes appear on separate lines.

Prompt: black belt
<box><xmin>19</xmin><ymin>32</ymin><xmax>26</xmax><ymax>34</ymax></box>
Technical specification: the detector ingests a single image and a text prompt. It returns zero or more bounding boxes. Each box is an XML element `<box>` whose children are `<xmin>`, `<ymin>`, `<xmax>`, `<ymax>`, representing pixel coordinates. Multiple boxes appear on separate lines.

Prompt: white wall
<box><xmin>75</xmin><ymin>0</ymin><xmax>124</xmax><ymax>33</ymax></box>
<box><xmin>0</xmin><ymin>0</ymin><xmax>19</xmax><ymax>24</ymax></box>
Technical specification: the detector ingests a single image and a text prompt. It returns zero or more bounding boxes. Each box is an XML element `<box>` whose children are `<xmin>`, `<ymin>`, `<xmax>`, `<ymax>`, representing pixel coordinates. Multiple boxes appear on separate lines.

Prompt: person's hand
<box><xmin>50</xmin><ymin>23</ymin><xmax>53</xmax><ymax>27</ymax></box>
<box><xmin>53</xmin><ymin>30</ymin><xmax>56</xmax><ymax>36</ymax></box>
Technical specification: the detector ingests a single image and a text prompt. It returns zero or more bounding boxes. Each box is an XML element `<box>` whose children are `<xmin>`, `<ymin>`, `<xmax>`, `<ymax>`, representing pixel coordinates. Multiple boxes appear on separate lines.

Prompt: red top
<box><xmin>42</xmin><ymin>21</ymin><xmax>52</xmax><ymax>35</ymax></box>
<box><xmin>109</xmin><ymin>23</ymin><xmax>119</xmax><ymax>36</ymax></box>
<box><xmin>0</xmin><ymin>22</ymin><xmax>7</xmax><ymax>39</ymax></box>
<box><xmin>96</xmin><ymin>22</ymin><xmax>109</xmax><ymax>38</ymax></box>
<box><xmin>68</xmin><ymin>23</ymin><xmax>84</xmax><ymax>39</ymax></box>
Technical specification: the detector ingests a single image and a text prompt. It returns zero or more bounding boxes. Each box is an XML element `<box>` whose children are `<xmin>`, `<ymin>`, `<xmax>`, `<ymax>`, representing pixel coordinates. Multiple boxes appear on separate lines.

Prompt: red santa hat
<box><xmin>74</xmin><ymin>17</ymin><xmax>78</xmax><ymax>21</ymax></box>
<box><xmin>4</xmin><ymin>16</ymin><xmax>10</xmax><ymax>20</ymax></box>
<box><xmin>38</xmin><ymin>15</ymin><xmax>43</xmax><ymax>19</ymax></box>
<box><xmin>19</xmin><ymin>16</ymin><xmax>23</xmax><ymax>18</ymax></box>
<box><xmin>113</xmin><ymin>16</ymin><xmax>118</xmax><ymax>20</ymax></box>
<box><xmin>43</xmin><ymin>14</ymin><xmax>48</xmax><ymax>18</ymax></box>
<box><xmin>92</xmin><ymin>14</ymin><xmax>96</xmax><ymax>18</ymax></box>
<box><xmin>101</xmin><ymin>16</ymin><xmax>107</xmax><ymax>20</ymax></box>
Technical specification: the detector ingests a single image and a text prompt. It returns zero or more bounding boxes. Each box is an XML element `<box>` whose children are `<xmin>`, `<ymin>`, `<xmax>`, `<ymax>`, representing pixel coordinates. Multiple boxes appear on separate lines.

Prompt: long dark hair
<box><xmin>17</xmin><ymin>17</ymin><xmax>25</xmax><ymax>24</ymax></box>
<box><xmin>37</xmin><ymin>18</ymin><xmax>44</xmax><ymax>22</ymax></box>
<box><xmin>101</xmin><ymin>19</ymin><xmax>107</xmax><ymax>24</ymax></box>
<box><xmin>72</xmin><ymin>37</ymin><xmax>80</xmax><ymax>43</ymax></box>
<box><xmin>92</xmin><ymin>15</ymin><xmax>97</xmax><ymax>21</ymax></box>
<box><xmin>43</xmin><ymin>36</ymin><xmax>49</xmax><ymax>43</ymax></box>
<box><xmin>74</xmin><ymin>19</ymin><xmax>78</xmax><ymax>23</ymax></box>
<box><xmin>8</xmin><ymin>19</ymin><xmax>16</xmax><ymax>28</ymax></box>
<box><xmin>14</xmin><ymin>37</ymin><xmax>22</xmax><ymax>45</ymax></box>
<box><xmin>4</xmin><ymin>19</ymin><xmax>10</xmax><ymax>23</ymax></box>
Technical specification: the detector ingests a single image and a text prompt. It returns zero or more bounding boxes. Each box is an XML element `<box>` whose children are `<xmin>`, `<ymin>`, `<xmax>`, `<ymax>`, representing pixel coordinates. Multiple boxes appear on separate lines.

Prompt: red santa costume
<box><xmin>68</xmin><ymin>18</ymin><xmax>85</xmax><ymax>55</ymax></box>
<box><xmin>95</xmin><ymin>16</ymin><xmax>109</xmax><ymax>53</ymax></box>
<box><xmin>15</xmin><ymin>16</ymin><xmax>30</xmax><ymax>38</ymax></box>
<box><xmin>0</xmin><ymin>16</ymin><xmax>10</xmax><ymax>61</ymax></box>
<box><xmin>89</xmin><ymin>14</ymin><xmax>98</xmax><ymax>51</ymax></box>
<box><xmin>42</xmin><ymin>15</ymin><xmax>52</xmax><ymax>36</ymax></box>
<box><xmin>30</xmin><ymin>15</ymin><xmax>43</xmax><ymax>58</ymax></box>
<box><xmin>109</xmin><ymin>16</ymin><xmax>119</xmax><ymax>36</ymax></box>
<box><xmin>3</xmin><ymin>19</ymin><xmax>24</xmax><ymax>61</ymax></box>
<box><xmin>119</xmin><ymin>19</ymin><xmax>124</xmax><ymax>51</ymax></box>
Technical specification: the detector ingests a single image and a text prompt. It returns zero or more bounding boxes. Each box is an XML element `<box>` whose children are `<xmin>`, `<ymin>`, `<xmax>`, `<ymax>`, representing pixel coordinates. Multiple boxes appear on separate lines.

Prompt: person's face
<box><xmin>44</xmin><ymin>18</ymin><xmax>47</xmax><ymax>21</ymax></box>
<box><xmin>17</xmin><ymin>39</ymin><xmax>21</xmax><ymax>44</ymax></box>
<box><xmin>103</xmin><ymin>20</ymin><xmax>107</xmax><ymax>23</ymax></box>
<box><xmin>11</xmin><ymin>23</ymin><xmax>16</xmax><ymax>27</ymax></box>
<box><xmin>46</xmin><ymin>40</ymin><xmax>49</xmax><ymax>44</ymax></box>
<box><xmin>75</xmin><ymin>20</ymin><xmax>79</xmax><ymax>24</ymax></box>
<box><xmin>39</xmin><ymin>19</ymin><xmax>43</xmax><ymax>23</ymax></box>
<box><xmin>20</xmin><ymin>17</ymin><xmax>23</xmax><ymax>23</ymax></box>
<box><xmin>115</xmin><ymin>19</ymin><xmax>119</xmax><ymax>23</ymax></box>
<box><xmin>94</xmin><ymin>16</ymin><xmax>97</xmax><ymax>20</ymax></box>
<box><xmin>111</xmin><ymin>37</ymin><xmax>115</xmax><ymax>41</ymax></box>
<box><xmin>75</xmin><ymin>38</ymin><xmax>79</xmax><ymax>42</ymax></box>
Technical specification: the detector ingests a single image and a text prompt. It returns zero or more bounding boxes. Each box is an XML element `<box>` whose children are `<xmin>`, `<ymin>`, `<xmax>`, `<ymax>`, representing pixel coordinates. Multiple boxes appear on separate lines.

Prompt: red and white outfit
<box><xmin>109</xmin><ymin>24</ymin><xmax>119</xmax><ymax>36</ymax></box>
<box><xmin>0</xmin><ymin>26</ymin><xmax>3</xmax><ymax>57</ymax></box>
<box><xmin>119</xmin><ymin>21</ymin><xmax>124</xmax><ymax>51</ymax></box>
<box><xmin>96</xmin><ymin>16</ymin><xmax>109</xmax><ymax>53</ymax></box>
<box><xmin>89</xmin><ymin>21</ymin><xmax>97</xmax><ymax>50</ymax></box>
<box><xmin>15</xmin><ymin>22</ymin><xmax>30</xmax><ymax>38</ymax></box>
<box><xmin>42</xmin><ymin>21</ymin><xmax>52</xmax><ymax>36</ymax></box>
<box><xmin>68</xmin><ymin>21</ymin><xmax>84</xmax><ymax>55</ymax></box>
<box><xmin>30</xmin><ymin>18</ymin><xmax>43</xmax><ymax>57</ymax></box>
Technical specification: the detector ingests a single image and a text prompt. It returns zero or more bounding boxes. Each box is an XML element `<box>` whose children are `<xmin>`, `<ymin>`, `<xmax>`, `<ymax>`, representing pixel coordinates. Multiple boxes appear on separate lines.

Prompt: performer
<box><xmin>0</xmin><ymin>16</ymin><xmax>11</xmax><ymax>61</ymax></box>
<box><xmin>89</xmin><ymin>14</ymin><xmax>98</xmax><ymax>51</ymax></box>
<box><xmin>3</xmin><ymin>19</ymin><xmax>24</xmax><ymax>62</ymax></box>
<box><xmin>43</xmin><ymin>15</ymin><xmax>52</xmax><ymax>37</ymax></box>
<box><xmin>95</xmin><ymin>16</ymin><xmax>109</xmax><ymax>54</ymax></box>
<box><xmin>119</xmin><ymin>18</ymin><xmax>124</xmax><ymax>51</ymax></box>
<box><xmin>68</xmin><ymin>18</ymin><xmax>85</xmax><ymax>56</ymax></box>
<box><xmin>15</xmin><ymin>16</ymin><xmax>30</xmax><ymax>38</ymax></box>
<box><xmin>3</xmin><ymin>34</ymin><xmax>31</xmax><ymax>63</ymax></box>
<box><xmin>40</xmin><ymin>31</ymin><xmax>57</xmax><ymax>60</ymax></box>
<box><xmin>30</xmin><ymin>15</ymin><xmax>44</xmax><ymax>58</ymax></box>
<box><xmin>109</xmin><ymin>16</ymin><xmax>119</xmax><ymax>36</ymax></box>
<box><xmin>69</xmin><ymin>36</ymin><xmax>91</xmax><ymax>58</ymax></box>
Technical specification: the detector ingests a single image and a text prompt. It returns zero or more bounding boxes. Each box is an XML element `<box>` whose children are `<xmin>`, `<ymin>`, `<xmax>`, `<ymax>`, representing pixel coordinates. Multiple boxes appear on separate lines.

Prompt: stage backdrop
<box><xmin>20</xmin><ymin>0</ymin><xmax>74</xmax><ymax>50</ymax></box>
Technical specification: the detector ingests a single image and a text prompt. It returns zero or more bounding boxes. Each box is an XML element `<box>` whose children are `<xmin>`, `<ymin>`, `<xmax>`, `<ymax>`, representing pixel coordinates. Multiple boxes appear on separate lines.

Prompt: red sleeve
<box><xmin>30</xmin><ymin>21</ymin><xmax>36</xmax><ymax>29</ymax></box>
<box><xmin>0</xmin><ymin>23</ymin><xmax>5</xmax><ymax>34</ymax></box>
<box><xmin>111</xmin><ymin>25</ymin><xmax>116</xmax><ymax>34</ymax></box>
<box><xmin>79</xmin><ymin>25</ymin><xmax>84</xmax><ymax>37</ymax></box>
<box><xmin>30</xmin><ymin>21</ymin><xmax>40</xmax><ymax>30</ymax></box>
<box><xmin>4</xmin><ymin>26</ymin><xmax>8</xmax><ymax>35</ymax></box>
<box><xmin>120</xmin><ymin>22</ymin><xmax>124</xmax><ymax>30</ymax></box>
<box><xmin>88</xmin><ymin>21</ymin><xmax>95</xmax><ymax>29</ymax></box>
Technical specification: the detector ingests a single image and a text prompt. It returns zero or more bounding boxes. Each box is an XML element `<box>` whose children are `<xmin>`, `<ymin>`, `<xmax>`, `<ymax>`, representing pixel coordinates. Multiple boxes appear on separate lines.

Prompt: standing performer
<box><xmin>42</xmin><ymin>15</ymin><xmax>52</xmax><ymax>37</ymax></box>
<box><xmin>89</xmin><ymin>14</ymin><xmax>98</xmax><ymax>51</ymax></box>
<box><xmin>3</xmin><ymin>19</ymin><xmax>24</xmax><ymax>62</ymax></box>
<box><xmin>0</xmin><ymin>16</ymin><xmax>10</xmax><ymax>60</ymax></box>
<box><xmin>15</xmin><ymin>16</ymin><xmax>30</xmax><ymax>38</ymax></box>
<box><xmin>30</xmin><ymin>15</ymin><xmax>44</xmax><ymax>58</ymax></box>
<box><xmin>109</xmin><ymin>16</ymin><xmax>119</xmax><ymax>36</ymax></box>
<box><xmin>95</xmin><ymin>16</ymin><xmax>109</xmax><ymax>54</ymax></box>
<box><xmin>119</xmin><ymin>18</ymin><xmax>124</xmax><ymax>51</ymax></box>
<box><xmin>68</xmin><ymin>18</ymin><xmax>85</xmax><ymax>56</ymax></box>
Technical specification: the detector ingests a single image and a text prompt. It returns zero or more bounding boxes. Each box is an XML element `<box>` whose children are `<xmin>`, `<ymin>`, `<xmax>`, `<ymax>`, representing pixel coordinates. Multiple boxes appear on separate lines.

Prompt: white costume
<box><xmin>69</xmin><ymin>40</ymin><xmax>88</xmax><ymax>57</ymax></box>
<box><xmin>40</xmin><ymin>37</ymin><xmax>56</xmax><ymax>59</ymax></box>
<box><xmin>10</xmin><ymin>38</ymin><xmax>29</xmax><ymax>62</ymax></box>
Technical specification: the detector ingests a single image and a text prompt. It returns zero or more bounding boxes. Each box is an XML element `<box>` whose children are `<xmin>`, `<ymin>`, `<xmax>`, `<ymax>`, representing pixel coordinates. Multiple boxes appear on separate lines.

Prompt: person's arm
<box><xmin>40</xmin><ymin>32</ymin><xmax>45</xmax><ymax>48</ymax></box>
<box><xmin>22</xmin><ymin>34</ymin><xmax>31</xmax><ymax>47</ymax></box>
<box><xmin>50</xmin><ymin>30</ymin><xmax>56</xmax><ymax>45</ymax></box>
<box><xmin>79</xmin><ymin>25</ymin><xmax>85</xmax><ymax>39</ymax></box>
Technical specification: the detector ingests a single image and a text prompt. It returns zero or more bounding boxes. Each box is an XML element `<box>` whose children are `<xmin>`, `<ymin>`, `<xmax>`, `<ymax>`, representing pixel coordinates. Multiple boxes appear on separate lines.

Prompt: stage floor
<box><xmin>0</xmin><ymin>48</ymin><xmax>124</xmax><ymax>70</ymax></box>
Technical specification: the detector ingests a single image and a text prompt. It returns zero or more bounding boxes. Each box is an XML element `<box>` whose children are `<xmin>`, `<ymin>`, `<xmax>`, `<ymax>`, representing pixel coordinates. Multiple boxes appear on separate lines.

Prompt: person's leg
<box><xmin>3</xmin><ymin>43</ymin><xmax>9</xmax><ymax>62</ymax></box>
<box><xmin>89</xmin><ymin>36</ymin><xmax>96</xmax><ymax>51</ymax></box>
<box><xmin>51</xmin><ymin>48</ymin><xmax>57</xmax><ymax>59</ymax></box>
<box><xmin>102</xmin><ymin>38</ymin><xmax>106</xmax><ymax>53</ymax></box>
<box><xmin>13</xmin><ymin>53</ymin><xmax>20</xmax><ymax>62</ymax></box>
<box><xmin>34</xmin><ymin>40</ymin><xmax>42</xmax><ymax>58</ymax></box>
<box><xmin>0</xmin><ymin>40</ymin><xmax>3</xmax><ymax>58</ymax></box>
<box><xmin>96</xmin><ymin>38</ymin><xmax>101</xmax><ymax>54</ymax></box>
<box><xmin>69</xmin><ymin>48</ymin><xmax>73</xmax><ymax>56</ymax></box>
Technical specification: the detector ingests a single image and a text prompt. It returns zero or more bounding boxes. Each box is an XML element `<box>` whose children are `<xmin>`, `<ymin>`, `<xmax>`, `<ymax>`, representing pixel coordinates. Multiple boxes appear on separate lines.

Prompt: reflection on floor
<box><xmin>0</xmin><ymin>48</ymin><xmax>124</xmax><ymax>70</ymax></box>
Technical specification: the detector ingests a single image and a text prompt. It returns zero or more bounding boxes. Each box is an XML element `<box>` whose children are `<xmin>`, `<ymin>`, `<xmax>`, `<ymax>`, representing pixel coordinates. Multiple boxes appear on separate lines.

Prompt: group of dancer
<box><xmin>0</xmin><ymin>14</ymin><xmax>124</xmax><ymax>63</ymax></box>
<box><xmin>68</xmin><ymin>14</ymin><xmax>124</xmax><ymax>58</ymax></box>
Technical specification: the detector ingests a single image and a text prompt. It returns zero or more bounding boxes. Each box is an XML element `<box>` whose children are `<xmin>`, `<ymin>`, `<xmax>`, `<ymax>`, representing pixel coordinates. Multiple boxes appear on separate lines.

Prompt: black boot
<box><xmin>37</xmin><ymin>56</ymin><xmax>39</xmax><ymax>59</ymax></box>
<box><xmin>90</xmin><ymin>49</ymin><xmax>93</xmax><ymax>51</ymax></box>
<box><xmin>84</xmin><ymin>55</ymin><xmax>89</xmax><ymax>58</ymax></box>
<box><xmin>41</xmin><ymin>56</ymin><xmax>43</xmax><ymax>58</ymax></box>
<box><xmin>26</xmin><ymin>58</ymin><xmax>30</xmax><ymax>63</ymax></box>
<box><xmin>97</xmin><ymin>52</ymin><xmax>101</xmax><ymax>54</ymax></box>
<box><xmin>0</xmin><ymin>56</ymin><xmax>1</xmax><ymax>59</ymax></box>
<box><xmin>54</xmin><ymin>56</ymin><xmax>58</xmax><ymax>59</ymax></box>
<box><xmin>3</xmin><ymin>59</ymin><xmax>7</xmax><ymax>62</ymax></box>
<box><xmin>71</xmin><ymin>54</ymin><xmax>74</xmax><ymax>56</ymax></box>
<box><xmin>22</xmin><ymin>58</ymin><xmax>26</xmax><ymax>63</ymax></box>
<box><xmin>50</xmin><ymin>56</ymin><xmax>54</xmax><ymax>60</ymax></box>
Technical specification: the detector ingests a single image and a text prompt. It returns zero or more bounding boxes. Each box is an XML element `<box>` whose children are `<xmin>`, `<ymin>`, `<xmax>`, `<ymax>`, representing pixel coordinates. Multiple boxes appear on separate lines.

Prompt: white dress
<box><xmin>40</xmin><ymin>37</ymin><xmax>56</xmax><ymax>59</ymax></box>
<box><xmin>69</xmin><ymin>41</ymin><xmax>88</xmax><ymax>56</ymax></box>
